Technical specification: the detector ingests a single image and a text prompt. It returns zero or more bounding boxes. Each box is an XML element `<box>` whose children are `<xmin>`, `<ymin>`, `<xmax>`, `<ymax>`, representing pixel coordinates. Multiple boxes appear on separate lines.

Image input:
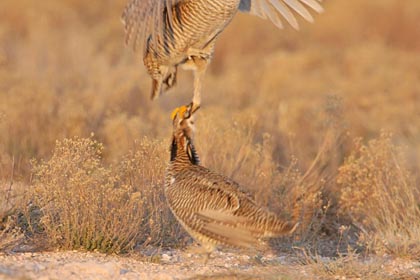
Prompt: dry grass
<box><xmin>0</xmin><ymin>0</ymin><xmax>419</xmax><ymax>268</ymax></box>
<box><xmin>338</xmin><ymin>132</ymin><xmax>420</xmax><ymax>259</ymax></box>
<box><xmin>304</xmin><ymin>252</ymin><xmax>387</xmax><ymax>280</ymax></box>
<box><xmin>21</xmin><ymin>136</ymin><xmax>185</xmax><ymax>253</ymax></box>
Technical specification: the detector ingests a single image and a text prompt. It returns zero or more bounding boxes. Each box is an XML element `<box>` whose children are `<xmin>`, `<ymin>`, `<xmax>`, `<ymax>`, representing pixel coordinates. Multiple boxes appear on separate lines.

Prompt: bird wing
<box><xmin>168</xmin><ymin>171</ymin><xmax>264</xmax><ymax>247</ymax></box>
<box><xmin>121</xmin><ymin>0</ymin><xmax>182</xmax><ymax>53</ymax></box>
<box><xmin>239</xmin><ymin>0</ymin><xmax>323</xmax><ymax>29</ymax></box>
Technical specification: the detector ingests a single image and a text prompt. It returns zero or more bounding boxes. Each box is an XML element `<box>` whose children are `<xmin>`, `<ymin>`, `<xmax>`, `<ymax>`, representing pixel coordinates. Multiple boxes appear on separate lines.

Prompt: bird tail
<box><xmin>263</xmin><ymin>215</ymin><xmax>299</xmax><ymax>237</ymax></box>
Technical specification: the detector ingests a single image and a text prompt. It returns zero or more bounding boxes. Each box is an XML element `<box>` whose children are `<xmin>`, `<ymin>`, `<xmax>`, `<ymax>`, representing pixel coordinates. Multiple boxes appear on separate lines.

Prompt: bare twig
<box><xmin>5</xmin><ymin>156</ymin><xmax>15</xmax><ymax>208</ymax></box>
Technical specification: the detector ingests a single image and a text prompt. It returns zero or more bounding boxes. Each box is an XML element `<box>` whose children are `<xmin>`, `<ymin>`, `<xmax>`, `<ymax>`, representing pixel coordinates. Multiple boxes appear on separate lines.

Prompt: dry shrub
<box><xmin>27</xmin><ymin>136</ymin><xmax>181</xmax><ymax>253</ymax></box>
<box><xmin>29</xmin><ymin>136</ymin><xmax>132</xmax><ymax>252</ymax></box>
<box><xmin>0</xmin><ymin>175</ymin><xmax>25</xmax><ymax>251</ymax></box>
<box><xmin>337</xmin><ymin>132</ymin><xmax>420</xmax><ymax>259</ymax></box>
<box><xmin>116</xmin><ymin>137</ymin><xmax>187</xmax><ymax>248</ymax></box>
<box><xmin>0</xmin><ymin>218</ymin><xmax>23</xmax><ymax>251</ymax></box>
<box><xmin>0</xmin><ymin>206</ymin><xmax>24</xmax><ymax>252</ymax></box>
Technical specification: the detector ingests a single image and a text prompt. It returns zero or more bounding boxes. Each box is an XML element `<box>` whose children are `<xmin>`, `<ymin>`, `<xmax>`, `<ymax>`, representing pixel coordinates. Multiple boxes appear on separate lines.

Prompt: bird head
<box><xmin>171</xmin><ymin>103</ymin><xmax>200</xmax><ymax>140</ymax></box>
<box><xmin>170</xmin><ymin>103</ymin><xmax>200</xmax><ymax>164</ymax></box>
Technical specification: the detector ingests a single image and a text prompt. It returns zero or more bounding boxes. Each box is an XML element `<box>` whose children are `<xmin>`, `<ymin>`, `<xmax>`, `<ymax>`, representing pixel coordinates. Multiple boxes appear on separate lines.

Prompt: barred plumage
<box><xmin>164</xmin><ymin>104</ymin><xmax>298</xmax><ymax>253</ymax></box>
<box><xmin>122</xmin><ymin>0</ymin><xmax>323</xmax><ymax>110</ymax></box>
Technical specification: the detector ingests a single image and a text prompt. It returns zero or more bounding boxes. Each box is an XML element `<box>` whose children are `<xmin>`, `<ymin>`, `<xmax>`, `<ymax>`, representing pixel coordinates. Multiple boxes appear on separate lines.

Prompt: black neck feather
<box><xmin>170</xmin><ymin>137</ymin><xmax>200</xmax><ymax>165</ymax></box>
<box><xmin>170</xmin><ymin>137</ymin><xmax>178</xmax><ymax>162</ymax></box>
<box><xmin>187</xmin><ymin>140</ymin><xmax>200</xmax><ymax>165</ymax></box>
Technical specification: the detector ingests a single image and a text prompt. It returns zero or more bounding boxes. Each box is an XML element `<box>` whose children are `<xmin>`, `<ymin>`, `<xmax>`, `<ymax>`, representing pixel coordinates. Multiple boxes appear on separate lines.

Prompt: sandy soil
<box><xmin>0</xmin><ymin>249</ymin><xmax>306</xmax><ymax>280</ymax></box>
<box><xmin>0</xmin><ymin>249</ymin><xmax>419</xmax><ymax>280</ymax></box>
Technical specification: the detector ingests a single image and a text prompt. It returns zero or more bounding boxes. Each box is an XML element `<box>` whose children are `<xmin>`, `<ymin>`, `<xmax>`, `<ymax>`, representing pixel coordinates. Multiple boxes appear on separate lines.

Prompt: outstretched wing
<box><xmin>121</xmin><ymin>0</ymin><xmax>183</xmax><ymax>53</ymax></box>
<box><xmin>239</xmin><ymin>0</ymin><xmax>323</xmax><ymax>29</ymax></box>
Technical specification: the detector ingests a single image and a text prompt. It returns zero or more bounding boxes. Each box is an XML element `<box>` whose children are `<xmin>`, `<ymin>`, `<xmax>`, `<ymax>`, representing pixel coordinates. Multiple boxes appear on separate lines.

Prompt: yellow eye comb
<box><xmin>170</xmin><ymin>105</ymin><xmax>189</xmax><ymax>120</ymax></box>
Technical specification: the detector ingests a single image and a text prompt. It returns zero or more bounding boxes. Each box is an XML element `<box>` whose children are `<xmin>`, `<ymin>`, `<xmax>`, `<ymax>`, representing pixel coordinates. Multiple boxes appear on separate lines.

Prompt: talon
<box><xmin>163</xmin><ymin>67</ymin><xmax>177</xmax><ymax>91</ymax></box>
<box><xmin>190</xmin><ymin>102</ymin><xmax>200</xmax><ymax>114</ymax></box>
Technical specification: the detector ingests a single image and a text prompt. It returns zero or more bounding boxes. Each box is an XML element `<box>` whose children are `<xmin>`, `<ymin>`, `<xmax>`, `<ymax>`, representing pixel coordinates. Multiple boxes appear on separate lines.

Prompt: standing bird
<box><xmin>122</xmin><ymin>0</ymin><xmax>324</xmax><ymax>111</ymax></box>
<box><xmin>165</xmin><ymin>103</ymin><xmax>298</xmax><ymax>256</ymax></box>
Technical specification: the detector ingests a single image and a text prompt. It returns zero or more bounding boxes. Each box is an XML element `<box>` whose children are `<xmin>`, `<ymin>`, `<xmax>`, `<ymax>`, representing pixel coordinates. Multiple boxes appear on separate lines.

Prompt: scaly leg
<box><xmin>151</xmin><ymin>78</ymin><xmax>163</xmax><ymax>100</ymax></box>
<box><xmin>192</xmin><ymin>57</ymin><xmax>208</xmax><ymax>112</ymax></box>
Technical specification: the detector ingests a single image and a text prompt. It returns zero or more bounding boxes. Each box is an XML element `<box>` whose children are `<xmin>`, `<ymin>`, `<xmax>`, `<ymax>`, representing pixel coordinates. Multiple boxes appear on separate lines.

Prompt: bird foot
<box><xmin>185</xmin><ymin>245</ymin><xmax>213</xmax><ymax>265</ymax></box>
<box><xmin>163</xmin><ymin>68</ymin><xmax>177</xmax><ymax>91</ymax></box>
<box><xmin>190</xmin><ymin>102</ymin><xmax>200</xmax><ymax>114</ymax></box>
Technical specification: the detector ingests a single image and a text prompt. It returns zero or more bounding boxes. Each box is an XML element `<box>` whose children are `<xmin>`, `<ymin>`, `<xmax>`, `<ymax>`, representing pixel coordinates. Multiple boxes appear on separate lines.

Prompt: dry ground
<box><xmin>1</xmin><ymin>250</ymin><xmax>419</xmax><ymax>280</ymax></box>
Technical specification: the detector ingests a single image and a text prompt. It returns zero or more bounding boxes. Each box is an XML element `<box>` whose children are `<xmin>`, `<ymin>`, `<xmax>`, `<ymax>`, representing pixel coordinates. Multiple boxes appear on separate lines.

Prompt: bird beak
<box><xmin>170</xmin><ymin>103</ymin><xmax>200</xmax><ymax>121</ymax></box>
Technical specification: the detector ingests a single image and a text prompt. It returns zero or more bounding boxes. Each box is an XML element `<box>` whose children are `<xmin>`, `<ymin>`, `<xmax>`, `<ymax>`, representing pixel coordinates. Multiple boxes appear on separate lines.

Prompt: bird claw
<box><xmin>190</xmin><ymin>102</ymin><xmax>200</xmax><ymax>114</ymax></box>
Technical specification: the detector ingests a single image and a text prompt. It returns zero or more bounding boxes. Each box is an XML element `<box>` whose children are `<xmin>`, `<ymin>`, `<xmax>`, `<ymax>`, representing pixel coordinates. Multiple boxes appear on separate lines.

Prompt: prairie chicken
<box><xmin>122</xmin><ymin>0</ymin><xmax>324</xmax><ymax>110</ymax></box>
<box><xmin>165</xmin><ymin>103</ymin><xmax>298</xmax><ymax>255</ymax></box>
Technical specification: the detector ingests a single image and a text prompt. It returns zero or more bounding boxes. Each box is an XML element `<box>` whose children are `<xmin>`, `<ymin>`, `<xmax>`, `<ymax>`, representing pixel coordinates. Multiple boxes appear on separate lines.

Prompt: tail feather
<box><xmin>201</xmin><ymin>222</ymin><xmax>262</xmax><ymax>249</ymax></box>
<box><xmin>264</xmin><ymin>220</ymin><xmax>299</xmax><ymax>237</ymax></box>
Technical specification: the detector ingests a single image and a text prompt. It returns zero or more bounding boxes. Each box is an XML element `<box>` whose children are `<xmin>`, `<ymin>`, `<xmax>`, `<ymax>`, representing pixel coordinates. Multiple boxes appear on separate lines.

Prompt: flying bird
<box><xmin>122</xmin><ymin>0</ymin><xmax>324</xmax><ymax>110</ymax></box>
<box><xmin>165</xmin><ymin>103</ymin><xmax>299</xmax><ymax>257</ymax></box>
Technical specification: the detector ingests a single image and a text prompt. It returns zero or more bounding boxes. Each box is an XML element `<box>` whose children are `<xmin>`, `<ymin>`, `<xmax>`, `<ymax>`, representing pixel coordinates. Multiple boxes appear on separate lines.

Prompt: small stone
<box><xmin>240</xmin><ymin>255</ymin><xmax>250</xmax><ymax>261</ymax></box>
<box><xmin>277</xmin><ymin>256</ymin><xmax>286</xmax><ymax>264</ymax></box>
<box><xmin>161</xmin><ymin>254</ymin><xmax>171</xmax><ymax>262</ymax></box>
<box><xmin>120</xmin><ymin>268</ymin><xmax>130</xmax><ymax>275</ymax></box>
<box><xmin>37</xmin><ymin>264</ymin><xmax>46</xmax><ymax>271</ymax></box>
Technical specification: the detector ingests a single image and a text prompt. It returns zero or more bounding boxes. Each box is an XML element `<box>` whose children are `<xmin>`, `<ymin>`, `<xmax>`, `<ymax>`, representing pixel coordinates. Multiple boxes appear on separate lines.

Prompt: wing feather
<box><xmin>166</xmin><ymin>167</ymin><xmax>296</xmax><ymax>248</ymax></box>
<box><xmin>283</xmin><ymin>0</ymin><xmax>314</xmax><ymax>23</ymax></box>
<box><xmin>167</xmin><ymin>172</ymin><xmax>252</xmax><ymax>222</ymax></box>
<box><xmin>269</xmin><ymin>0</ymin><xmax>298</xmax><ymax>29</ymax></box>
<box><xmin>121</xmin><ymin>0</ymin><xmax>183</xmax><ymax>53</ymax></box>
<box><xmin>202</xmin><ymin>222</ymin><xmax>261</xmax><ymax>248</ymax></box>
<box><xmin>168</xmin><ymin>178</ymin><xmax>263</xmax><ymax>247</ymax></box>
<box><xmin>239</xmin><ymin>0</ymin><xmax>323</xmax><ymax>29</ymax></box>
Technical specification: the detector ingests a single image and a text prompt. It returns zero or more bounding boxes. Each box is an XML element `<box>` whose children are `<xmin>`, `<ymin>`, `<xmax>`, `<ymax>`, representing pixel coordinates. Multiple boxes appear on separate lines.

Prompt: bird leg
<box><xmin>151</xmin><ymin>79</ymin><xmax>162</xmax><ymax>100</ymax></box>
<box><xmin>185</xmin><ymin>243</ymin><xmax>214</xmax><ymax>265</ymax></box>
<box><xmin>191</xmin><ymin>56</ymin><xmax>208</xmax><ymax>113</ymax></box>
